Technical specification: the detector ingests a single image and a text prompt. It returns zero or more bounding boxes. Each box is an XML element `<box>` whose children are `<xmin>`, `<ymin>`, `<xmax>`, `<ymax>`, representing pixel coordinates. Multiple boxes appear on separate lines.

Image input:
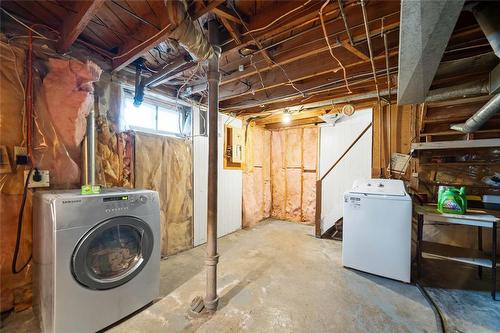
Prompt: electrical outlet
<box><xmin>24</xmin><ymin>169</ymin><xmax>50</xmax><ymax>188</ymax></box>
<box><xmin>14</xmin><ymin>146</ymin><xmax>28</xmax><ymax>165</ymax></box>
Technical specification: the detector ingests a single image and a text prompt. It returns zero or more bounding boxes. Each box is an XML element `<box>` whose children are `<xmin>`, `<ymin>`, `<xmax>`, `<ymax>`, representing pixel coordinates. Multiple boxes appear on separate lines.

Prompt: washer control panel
<box><xmin>103</xmin><ymin>194</ymin><xmax>151</xmax><ymax>214</ymax></box>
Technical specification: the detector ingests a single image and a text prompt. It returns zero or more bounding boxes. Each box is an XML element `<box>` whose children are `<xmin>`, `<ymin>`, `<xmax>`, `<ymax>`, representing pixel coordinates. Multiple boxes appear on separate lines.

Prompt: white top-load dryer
<box><xmin>342</xmin><ymin>179</ymin><xmax>412</xmax><ymax>283</ymax></box>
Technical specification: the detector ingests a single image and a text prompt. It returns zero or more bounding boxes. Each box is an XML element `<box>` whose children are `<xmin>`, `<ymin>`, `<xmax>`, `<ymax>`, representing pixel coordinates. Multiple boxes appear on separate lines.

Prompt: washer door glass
<box><xmin>72</xmin><ymin>216</ymin><xmax>154</xmax><ymax>290</ymax></box>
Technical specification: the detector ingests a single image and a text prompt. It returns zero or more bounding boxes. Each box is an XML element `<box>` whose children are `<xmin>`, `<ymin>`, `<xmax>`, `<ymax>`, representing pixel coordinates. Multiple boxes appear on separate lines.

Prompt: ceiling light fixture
<box><xmin>282</xmin><ymin>113</ymin><xmax>292</xmax><ymax>124</ymax></box>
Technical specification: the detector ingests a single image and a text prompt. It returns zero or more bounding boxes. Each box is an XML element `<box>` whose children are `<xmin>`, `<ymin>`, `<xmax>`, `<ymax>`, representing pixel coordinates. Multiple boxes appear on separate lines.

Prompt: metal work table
<box><xmin>415</xmin><ymin>205</ymin><xmax>499</xmax><ymax>300</ymax></box>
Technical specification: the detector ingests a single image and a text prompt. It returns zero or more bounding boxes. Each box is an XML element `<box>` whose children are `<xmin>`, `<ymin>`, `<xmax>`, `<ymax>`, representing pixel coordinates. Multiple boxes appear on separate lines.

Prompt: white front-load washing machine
<box><xmin>33</xmin><ymin>189</ymin><xmax>160</xmax><ymax>333</ymax></box>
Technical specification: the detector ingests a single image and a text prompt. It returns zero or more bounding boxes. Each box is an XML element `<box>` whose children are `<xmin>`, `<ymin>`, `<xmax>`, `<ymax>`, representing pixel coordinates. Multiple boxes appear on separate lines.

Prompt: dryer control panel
<box><xmin>103</xmin><ymin>194</ymin><xmax>150</xmax><ymax>213</ymax></box>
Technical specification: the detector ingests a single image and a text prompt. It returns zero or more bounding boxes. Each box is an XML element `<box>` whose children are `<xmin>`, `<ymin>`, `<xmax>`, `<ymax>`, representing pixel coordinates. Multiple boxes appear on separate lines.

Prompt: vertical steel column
<box><xmin>204</xmin><ymin>18</ymin><xmax>220</xmax><ymax>313</ymax></box>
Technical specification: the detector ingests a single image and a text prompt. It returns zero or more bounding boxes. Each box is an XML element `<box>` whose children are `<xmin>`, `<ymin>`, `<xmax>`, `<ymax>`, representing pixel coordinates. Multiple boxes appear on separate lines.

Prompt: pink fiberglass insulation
<box><xmin>286</xmin><ymin>128</ymin><xmax>302</xmax><ymax>167</ymax></box>
<box><xmin>302</xmin><ymin>172</ymin><xmax>316</xmax><ymax>223</ymax></box>
<box><xmin>43</xmin><ymin>58</ymin><xmax>102</xmax><ymax>159</ymax></box>
<box><xmin>34</xmin><ymin>58</ymin><xmax>101</xmax><ymax>187</ymax></box>
<box><xmin>303</xmin><ymin>127</ymin><xmax>317</xmax><ymax>170</ymax></box>
<box><xmin>285</xmin><ymin>168</ymin><xmax>302</xmax><ymax>221</ymax></box>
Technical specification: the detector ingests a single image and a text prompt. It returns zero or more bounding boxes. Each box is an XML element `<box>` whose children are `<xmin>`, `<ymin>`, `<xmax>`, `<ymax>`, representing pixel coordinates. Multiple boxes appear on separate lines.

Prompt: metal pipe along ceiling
<box><xmin>450</xmin><ymin>94</ymin><xmax>500</xmax><ymax>133</ymax></box>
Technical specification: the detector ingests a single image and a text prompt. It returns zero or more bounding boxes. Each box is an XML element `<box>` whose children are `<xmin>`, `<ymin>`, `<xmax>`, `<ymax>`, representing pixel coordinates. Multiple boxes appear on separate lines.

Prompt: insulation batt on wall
<box><xmin>242</xmin><ymin>124</ymin><xmax>271</xmax><ymax>228</ymax></box>
<box><xmin>0</xmin><ymin>42</ymin><xmax>31</xmax><ymax>313</ymax></box>
<box><xmin>242</xmin><ymin>121</ymin><xmax>318</xmax><ymax>228</ymax></box>
<box><xmin>134</xmin><ymin>133</ymin><xmax>193</xmax><ymax>256</ymax></box>
<box><xmin>0</xmin><ymin>41</ymin><xmax>101</xmax><ymax>312</ymax></box>
<box><xmin>34</xmin><ymin>58</ymin><xmax>101</xmax><ymax>187</ymax></box>
<box><xmin>264</xmin><ymin>126</ymin><xmax>318</xmax><ymax>224</ymax></box>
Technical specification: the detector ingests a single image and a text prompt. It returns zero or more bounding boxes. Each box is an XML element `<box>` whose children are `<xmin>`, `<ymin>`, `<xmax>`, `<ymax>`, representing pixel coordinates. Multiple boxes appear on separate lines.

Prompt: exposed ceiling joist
<box><xmin>265</xmin><ymin>116</ymin><xmax>322</xmax><ymax>129</ymax></box>
<box><xmin>213</xmin><ymin>5</ymin><xmax>247</xmax><ymax>25</ymax></box>
<box><xmin>191</xmin><ymin>0</ymin><xmax>226</xmax><ymax>18</ymax></box>
<box><xmin>186</xmin><ymin>19</ymin><xmax>399</xmax><ymax>94</ymax></box>
<box><xmin>57</xmin><ymin>0</ymin><xmax>105</xmax><ymax>53</ymax></box>
<box><xmin>219</xmin><ymin>51</ymin><xmax>398</xmax><ymax>102</ymax></box>
<box><xmin>220</xmin><ymin>17</ymin><xmax>242</xmax><ymax>45</ymax></box>
<box><xmin>341</xmin><ymin>41</ymin><xmax>369</xmax><ymax>61</ymax></box>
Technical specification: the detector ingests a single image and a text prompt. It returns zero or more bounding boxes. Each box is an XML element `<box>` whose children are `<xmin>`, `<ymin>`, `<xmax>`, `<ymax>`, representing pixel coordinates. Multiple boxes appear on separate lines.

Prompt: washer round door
<box><xmin>72</xmin><ymin>216</ymin><xmax>154</xmax><ymax>290</ymax></box>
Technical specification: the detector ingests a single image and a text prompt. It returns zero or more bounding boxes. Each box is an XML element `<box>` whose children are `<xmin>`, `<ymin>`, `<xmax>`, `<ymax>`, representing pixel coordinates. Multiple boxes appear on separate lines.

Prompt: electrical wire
<box><xmin>319</xmin><ymin>0</ymin><xmax>352</xmax><ymax>94</ymax></box>
<box><xmin>0</xmin><ymin>8</ymin><xmax>45</xmax><ymax>38</ymax></box>
<box><xmin>228</xmin><ymin>2</ymin><xmax>306</xmax><ymax>97</ymax></box>
<box><xmin>175</xmin><ymin>63</ymin><xmax>201</xmax><ymax>137</ymax></box>
<box><xmin>415</xmin><ymin>282</ymin><xmax>447</xmax><ymax>333</ymax></box>
<box><xmin>243</xmin><ymin>0</ymin><xmax>314</xmax><ymax>35</ymax></box>
<box><xmin>12</xmin><ymin>168</ymin><xmax>34</xmax><ymax>274</ymax></box>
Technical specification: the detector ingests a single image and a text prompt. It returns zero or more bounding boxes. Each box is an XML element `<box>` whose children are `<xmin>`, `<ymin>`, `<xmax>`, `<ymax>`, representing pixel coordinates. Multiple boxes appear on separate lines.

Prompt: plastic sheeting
<box><xmin>0</xmin><ymin>42</ymin><xmax>31</xmax><ymax>312</ymax></box>
<box><xmin>0</xmin><ymin>44</ymin><xmax>101</xmax><ymax>312</ymax></box>
<box><xmin>134</xmin><ymin>133</ymin><xmax>193</xmax><ymax>256</ymax></box>
<box><xmin>34</xmin><ymin>58</ymin><xmax>101</xmax><ymax>187</ymax></box>
<box><xmin>96</xmin><ymin>117</ymin><xmax>134</xmax><ymax>187</ymax></box>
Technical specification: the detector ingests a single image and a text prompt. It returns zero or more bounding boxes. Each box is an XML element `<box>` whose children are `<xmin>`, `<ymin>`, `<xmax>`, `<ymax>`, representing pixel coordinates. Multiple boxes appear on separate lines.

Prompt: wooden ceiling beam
<box><xmin>264</xmin><ymin>116</ymin><xmax>322</xmax><ymax>130</ymax></box>
<box><xmin>219</xmin><ymin>48</ymin><xmax>398</xmax><ymax>102</ymax></box>
<box><xmin>233</xmin><ymin>86</ymin><xmax>381</xmax><ymax>116</ymax></box>
<box><xmin>220</xmin><ymin>20</ymin><xmax>400</xmax><ymax>86</ymax></box>
<box><xmin>57</xmin><ymin>0</ymin><xmax>105</xmax><ymax>53</ymax></box>
<box><xmin>220</xmin><ymin>17</ymin><xmax>242</xmax><ymax>45</ymax></box>
<box><xmin>192</xmin><ymin>0</ymin><xmax>226</xmax><ymax>19</ymax></box>
<box><xmin>341</xmin><ymin>41</ymin><xmax>369</xmax><ymax>60</ymax></box>
<box><xmin>221</xmin><ymin>1</ymin><xmax>340</xmax><ymax>54</ymax></box>
<box><xmin>212</xmin><ymin>5</ymin><xmax>247</xmax><ymax>25</ymax></box>
<box><xmin>224</xmin><ymin>74</ymin><xmax>390</xmax><ymax>112</ymax></box>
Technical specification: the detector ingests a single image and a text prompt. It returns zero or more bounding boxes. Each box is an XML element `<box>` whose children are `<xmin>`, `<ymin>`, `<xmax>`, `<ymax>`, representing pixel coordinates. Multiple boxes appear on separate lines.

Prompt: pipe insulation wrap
<box><xmin>166</xmin><ymin>0</ymin><xmax>214</xmax><ymax>61</ymax></box>
<box><xmin>450</xmin><ymin>94</ymin><xmax>500</xmax><ymax>133</ymax></box>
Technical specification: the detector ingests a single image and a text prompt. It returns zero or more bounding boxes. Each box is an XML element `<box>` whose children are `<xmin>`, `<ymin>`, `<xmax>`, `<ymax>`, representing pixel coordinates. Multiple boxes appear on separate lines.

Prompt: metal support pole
<box><xmin>86</xmin><ymin>109</ymin><xmax>95</xmax><ymax>185</ymax></box>
<box><xmin>205</xmin><ymin>18</ymin><xmax>220</xmax><ymax>313</ymax></box>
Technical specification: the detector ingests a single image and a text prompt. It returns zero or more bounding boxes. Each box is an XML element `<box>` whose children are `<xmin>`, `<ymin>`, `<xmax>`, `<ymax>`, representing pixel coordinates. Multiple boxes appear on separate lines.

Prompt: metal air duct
<box><xmin>450</xmin><ymin>94</ymin><xmax>500</xmax><ymax>133</ymax></box>
<box><xmin>466</xmin><ymin>1</ymin><xmax>500</xmax><ymax>58</ymax></box>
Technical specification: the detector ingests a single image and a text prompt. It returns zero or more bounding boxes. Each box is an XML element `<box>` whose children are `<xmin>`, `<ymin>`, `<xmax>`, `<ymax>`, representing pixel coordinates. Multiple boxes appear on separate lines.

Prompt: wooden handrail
<box><xmin>315</xmin><ymin>122</ymin><xmax>373</xmax><ymax>237</ymax></box>
<box><xmin>319</xmin><ymin>123</ymin><xmax>373</xmax><ymax>181</ymax></box>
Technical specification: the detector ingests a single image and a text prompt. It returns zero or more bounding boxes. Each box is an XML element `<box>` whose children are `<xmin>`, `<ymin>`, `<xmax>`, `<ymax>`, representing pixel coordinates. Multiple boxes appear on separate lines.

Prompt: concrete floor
<box><xmin>2</xmin><ymin>219</ymin><xmax>499</xmax><ymax>333</ymax></box>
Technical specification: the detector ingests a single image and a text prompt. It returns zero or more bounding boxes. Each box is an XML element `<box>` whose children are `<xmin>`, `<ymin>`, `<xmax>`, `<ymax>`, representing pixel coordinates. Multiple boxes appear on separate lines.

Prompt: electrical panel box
<box><xmin>24</xmin><ymin>170</ymin><xmax>50</xmax><ymax>188</ymax></box>
<box><xmin>231</xmin><ymin>127</ymin><xmax>245</xmax><ymax>164</ymax></box>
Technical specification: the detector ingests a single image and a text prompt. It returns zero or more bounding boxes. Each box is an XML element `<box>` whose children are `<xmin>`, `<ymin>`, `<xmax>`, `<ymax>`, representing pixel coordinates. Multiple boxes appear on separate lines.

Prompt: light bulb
<box><xmin>282</xmin><ymin>113</ymin><xmax>292</xmax><ymax>124</ymax></box>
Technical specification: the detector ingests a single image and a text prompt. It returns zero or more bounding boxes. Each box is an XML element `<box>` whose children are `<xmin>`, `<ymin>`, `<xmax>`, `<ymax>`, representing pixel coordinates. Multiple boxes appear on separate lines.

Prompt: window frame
<box><xmin>121</xmin><ymin>88</ymin><xmax>191</xmax><ymax>138</ymax></box>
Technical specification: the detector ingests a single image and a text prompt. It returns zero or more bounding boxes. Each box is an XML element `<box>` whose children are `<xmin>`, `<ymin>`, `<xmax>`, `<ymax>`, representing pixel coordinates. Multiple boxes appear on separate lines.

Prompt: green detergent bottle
<box><xmin>437</xmin><ymin>186</ymin><xmax>467</xmax><ymax>214</ymax></box>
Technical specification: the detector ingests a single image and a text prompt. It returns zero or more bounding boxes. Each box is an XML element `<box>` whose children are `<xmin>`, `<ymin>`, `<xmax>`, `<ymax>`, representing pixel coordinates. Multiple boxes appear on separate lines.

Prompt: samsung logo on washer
<box><xmin>62</xmin><ymin>199</ymin><xmax>82</xmax><ymax>204</ymax></box>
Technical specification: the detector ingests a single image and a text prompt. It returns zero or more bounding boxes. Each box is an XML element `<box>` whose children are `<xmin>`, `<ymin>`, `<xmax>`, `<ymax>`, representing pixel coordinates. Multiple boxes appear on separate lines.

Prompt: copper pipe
<box><xmin>204</xmin><ymin>18</ymin><xmax>220</xmax><ymax>313</ymax></box>
<box><xmin>360</xmin><ymin>0</ymin><xmax>380</xmax><ymax>99</ymax></box>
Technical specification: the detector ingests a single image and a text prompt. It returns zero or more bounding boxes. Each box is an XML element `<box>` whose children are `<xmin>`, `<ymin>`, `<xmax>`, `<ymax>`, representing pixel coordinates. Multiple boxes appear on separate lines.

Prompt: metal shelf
<box><xmin>421</xmin><ymin>241</ymin><xmax>494</xmax><ymax>268</ymax></box>
<box><xmin>411</xmin><ymin>138</ymin><xmax>500</xmax><ymax>151</ymax></box>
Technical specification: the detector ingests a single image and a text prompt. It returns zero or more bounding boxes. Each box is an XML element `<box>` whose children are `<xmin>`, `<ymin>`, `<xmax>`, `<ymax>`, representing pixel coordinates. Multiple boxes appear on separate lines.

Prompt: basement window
<box><xmin>122</xmin><ymin>91</ymin><xmax>191</xmax><ymax>137</ymax></box>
